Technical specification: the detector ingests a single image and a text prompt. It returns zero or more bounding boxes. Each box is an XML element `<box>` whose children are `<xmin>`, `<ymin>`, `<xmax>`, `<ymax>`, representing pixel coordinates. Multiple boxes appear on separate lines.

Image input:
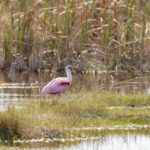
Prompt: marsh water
<box><xmin>53</xmin><ymin>133</ymin><xmax>150</xmax><ymax>150</ymax></box>
<box><xmin>1</xmin><ymin>71</ymin><xmax>150</xmax><ymax>149</ymax></box>
<box><xmin>1</xmin><ymin>71</ymin><xmax>150</xmax><ymax>104</ymax></box>
<box><xmin>8</xmin><ymin>133</ymin><xmax>150</xmax><ymax>150</ymax></box>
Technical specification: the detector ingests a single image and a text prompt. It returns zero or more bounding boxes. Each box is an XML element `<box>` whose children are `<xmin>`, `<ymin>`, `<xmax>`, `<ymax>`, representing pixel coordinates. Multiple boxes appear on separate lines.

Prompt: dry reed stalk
<box><xmin>0</xmin><ymin>0</ymin><xmax>149</xmax><ymax>77</ymax></box>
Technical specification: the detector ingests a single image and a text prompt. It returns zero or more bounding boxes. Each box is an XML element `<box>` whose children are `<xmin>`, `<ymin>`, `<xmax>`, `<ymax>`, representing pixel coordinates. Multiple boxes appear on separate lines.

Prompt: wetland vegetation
<box><xmin>0</xmin><ymin>0</ymin><xmax>150</xmax><ymax>79</ymax></box>
<box><xmin>0</xmin><ymin>92</ymin><xmax>150</xmax><ymax>144</ymax></box>
<box><xmin>1</xmin><ymin>0</ymin><xmax>150</xmax><ymax>149</ymax></box>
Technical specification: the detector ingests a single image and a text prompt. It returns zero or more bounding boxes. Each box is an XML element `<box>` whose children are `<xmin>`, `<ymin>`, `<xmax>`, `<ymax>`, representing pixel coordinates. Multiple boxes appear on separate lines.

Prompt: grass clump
<box><xmin>0</xmin><ymin>108</ymin><xmax>23</xmax><ymax>143</ymax></box>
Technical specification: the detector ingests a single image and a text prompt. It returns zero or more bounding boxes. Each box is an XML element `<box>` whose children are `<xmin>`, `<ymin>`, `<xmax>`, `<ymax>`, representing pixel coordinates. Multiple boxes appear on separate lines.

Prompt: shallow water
<box><xmin>8</xmin><ymin>133</ymin><xmax>150</xmax><ymax>150</ymax></box>
<box><xmin>1</xmin><ymin>71</ymin><xmax>150</xmax><ymax>105</ymax></box>
<box><xmin>53</xmin><ymin>133</ymin><xmax>150</xmax><ymax>150</ymax></box>
<box><xmin>0</xmin><ymin>71</ymin><xmax>150</xmax><ymax>110</ymax></box>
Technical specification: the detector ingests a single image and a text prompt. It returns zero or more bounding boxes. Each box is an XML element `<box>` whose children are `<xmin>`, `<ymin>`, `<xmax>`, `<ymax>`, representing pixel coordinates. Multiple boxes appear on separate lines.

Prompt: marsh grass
<box><xmin>0</xmin><ymin>108</ymin><xmax>23</xmax><ymax>143</ymax></box>
<box><xmin>0</xmin><ymin>92</ymin><xmax>150</xmax><ymax>143</ymax></box>
<box><xmin>0</xmin><ymin>0</ymin><xmax>150</xmax><ymax>76</ymax></box>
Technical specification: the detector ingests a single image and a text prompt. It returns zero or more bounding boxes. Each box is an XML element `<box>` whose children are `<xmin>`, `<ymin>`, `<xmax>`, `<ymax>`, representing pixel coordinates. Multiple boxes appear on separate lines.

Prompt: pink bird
<box><xmin>41</xmin><ymin>65</ymin><xmax>72</xmax><ymax>96</ymax></box>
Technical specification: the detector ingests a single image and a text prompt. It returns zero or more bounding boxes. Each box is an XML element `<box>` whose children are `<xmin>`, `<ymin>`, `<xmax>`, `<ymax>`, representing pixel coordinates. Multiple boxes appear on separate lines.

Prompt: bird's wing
<box><xmin>47</xmin><ymin>77</ymin><xmax>67</xmax><ymax>86</ymax></box>
<box><xmin>53</xmin><ymin>78</ymin><xmax>70</xmax><ymax>94</ymax></box>
<box><xmin>42</xmin><ymin>77</ymin><xmax>69</xmax><ymax>94</ymax></box>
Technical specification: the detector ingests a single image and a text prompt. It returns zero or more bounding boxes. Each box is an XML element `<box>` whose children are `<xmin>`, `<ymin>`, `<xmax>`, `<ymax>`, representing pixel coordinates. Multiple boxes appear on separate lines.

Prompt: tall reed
<box><xmin>0</xmin><ymin>0</ymin><xmax>150</xmax><ymax>76</ymax></box>
<box><xmin>3</xmin><ymin>30</ymin><xmax>10</xmax><ymax>61</ymax></box>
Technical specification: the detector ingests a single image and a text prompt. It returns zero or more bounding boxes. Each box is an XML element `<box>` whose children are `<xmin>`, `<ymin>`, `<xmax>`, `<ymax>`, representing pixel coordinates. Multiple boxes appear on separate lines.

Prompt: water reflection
<box><xmin>54</xmin><ymin>134</ymin><xmax>150</xmax><ymax>150</ymax></box>
<box><xmin>10</xmin><ymin>133</ymin><xmax>150</xmax><ymax>150</ymax></box>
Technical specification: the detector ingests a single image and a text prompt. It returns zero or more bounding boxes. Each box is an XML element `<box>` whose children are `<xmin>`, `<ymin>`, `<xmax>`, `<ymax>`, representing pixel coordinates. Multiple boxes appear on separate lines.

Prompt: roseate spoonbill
<box><xmin>41</xmin><ymin>65</ymin><xmax>72</xmax><ymax>97</ymax></box>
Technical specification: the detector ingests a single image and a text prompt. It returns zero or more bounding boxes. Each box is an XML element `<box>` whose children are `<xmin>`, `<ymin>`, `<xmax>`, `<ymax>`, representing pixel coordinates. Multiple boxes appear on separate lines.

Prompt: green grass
<box><xmin>0</xmin><ymin>92</ymin><xmax>150</xmax><ymax>143</ymax></box>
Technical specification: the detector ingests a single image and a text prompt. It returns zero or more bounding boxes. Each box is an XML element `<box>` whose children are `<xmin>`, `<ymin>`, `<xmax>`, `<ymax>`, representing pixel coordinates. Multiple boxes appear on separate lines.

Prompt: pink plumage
<box><xmin>41</xmin><ymin>65</ymin><xmax>72</xmax><ymax>96</ymax></box>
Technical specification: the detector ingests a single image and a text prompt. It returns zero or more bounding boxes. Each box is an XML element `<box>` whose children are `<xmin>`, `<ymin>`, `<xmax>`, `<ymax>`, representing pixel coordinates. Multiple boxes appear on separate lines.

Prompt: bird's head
<box><xmin>65</xmin><ymin>65</ymin><xmax>72</xmax><ymax>70</ymax></box>
<box><xmin>65</xmin><ymin>65</ymin><xmax>72</xmax><ymax>81</ymax></box>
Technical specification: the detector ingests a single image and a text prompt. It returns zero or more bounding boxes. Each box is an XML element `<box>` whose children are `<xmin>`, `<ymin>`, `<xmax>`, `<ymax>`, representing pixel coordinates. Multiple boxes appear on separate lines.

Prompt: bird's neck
<box><xmin>66</xmin><ymin>68</ymin><xmax>72</xmax><ymax>82</ymax></box>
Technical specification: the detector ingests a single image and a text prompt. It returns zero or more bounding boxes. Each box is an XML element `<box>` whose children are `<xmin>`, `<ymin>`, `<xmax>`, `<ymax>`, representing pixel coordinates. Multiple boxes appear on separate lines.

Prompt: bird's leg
<box><xmin>47</xmin><ymin>95</ymin><xmax>52</xmax><ymax>104</ymax></box>
<box><xmin>52</xmin><ymin>94</ymin><xmax>61</xmax><ymax>105</ymax></box>
<box><xmin>52</xmin><ymin>98</ymin><xmax>57</xmax><ymax>105</ymax></box>
<box><xmin>51</xmin><ymin>96</ymin><xmax>57</xmax><ymax>105</ymax></box>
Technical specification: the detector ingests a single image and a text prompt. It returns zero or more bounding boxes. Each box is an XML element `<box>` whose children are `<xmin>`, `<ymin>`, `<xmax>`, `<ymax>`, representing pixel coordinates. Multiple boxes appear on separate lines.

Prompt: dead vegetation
<box><xmin>0</xmin><ymin>0</ymin><xmax>150</xmax><ymax>79</ymax></box>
